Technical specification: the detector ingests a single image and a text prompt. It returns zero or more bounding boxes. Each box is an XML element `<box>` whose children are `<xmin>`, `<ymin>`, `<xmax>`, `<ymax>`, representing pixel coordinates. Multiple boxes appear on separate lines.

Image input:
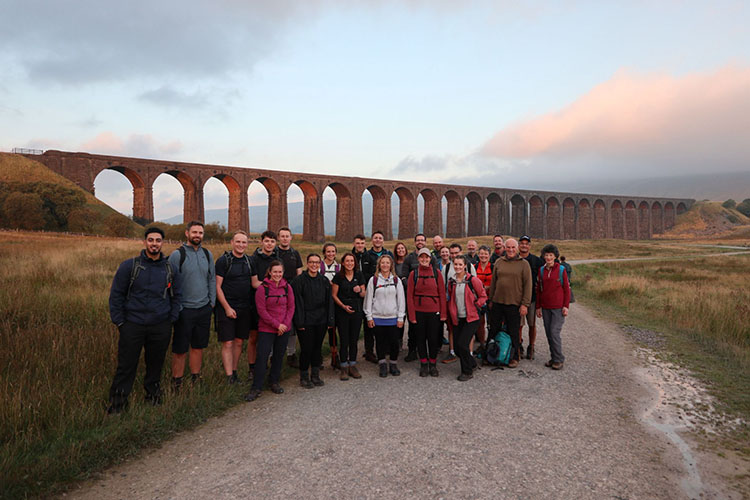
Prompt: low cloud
<box><xmin>80</xmin><ymin>132</ymin><xmax>183</xmax><ymax>159</ymax></box>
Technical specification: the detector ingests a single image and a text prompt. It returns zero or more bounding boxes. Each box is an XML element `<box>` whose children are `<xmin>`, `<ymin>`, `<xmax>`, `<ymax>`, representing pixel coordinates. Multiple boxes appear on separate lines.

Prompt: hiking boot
<box><xmin>457</xmin><ymin>373</ymin><xmax>473</xmax><ymax>382</ymax></box>
<box><xmin>419</xmin><ymin>362</ymin><xmax>429</xmax><ymax>377</ymax></box>
<box><xmin>379</xmin><ymin>363</ymin><xmax>388</xmax><ymax>378</ymax></box>
<box><xmin>365</xmin><ymin>352</ymin><xmax>378</xmax><ymax>364</ymax></box>
<box><xmin>171</xmin><ymin>376</ymin><xmax>183</xmax><ymax>394</ymax></box>
<box><xmin>429</xmin><ymin>363</ymin><xmax>439</xmax><ymax>377</ymax></box>
<box><xmin>286</xmin><ymin>354</ymin><xmax>299</xmax><ymax>368</ymax></box>
<box><xmin>526</xmin><ymin>345</ymin><xmax>535</xmax><ymax>360</ymax></box>
<box><xmin>331</xmin><ymin>354</ymin><xmax>341</xmax><ymax>370</ymax></box>
<box><xmin>508</xmin><ymin>359</ymin><xmax>519</xmax><ymax>369</ymax></box>
<box><xmin>545</xmin><ymin>360</ymin><xmax>553</xmax><ymax>368</ymax></box>
<box><xmin>190</xmin><ymin>373</ymin><xmax>201</xmax><ymax>385</ymax></box>
<box><xmin>348</xmin><ymin>365</ymin><xmax>362</xmax><ymax>379</ymax></box>
<box><xmin>442</xmin><ymin>353</ymin><xmax>457</xmax><ymax>364</ymax></box>
<box><xmin>300</xmin><ymin>372</ymin><xmax>314</xmax><ymax>389</ymax></box>
<box><xmin>340</xmin><ymin>367</ymin><xmax>349</xmax><ymax>381</ymax></box>
<box><xmin>107</xmin><ymin>390</ymin><xmax>128</xmax><ymax>414</ymax></box>
<box><xmin>227</xmin><ymin>374</ymin><xmax>239</xmax><ymax>385</ymax></box>
<box><xmin>311</xmin><ymin>367</ymin><xmax>325</xmax><ymax>386</ymax></box>
<box><xmin>245</xmin><ymin>389</ymin><xmax>261</xmax><ymax>402</ymax></box>
<box><xmin>270</xmin><ymin>383</ymin><xmax>284</xmax><ymax>394</ymax></box>
<box><xmin>551</xmin><ymin>362</ymin><xmax>564</xmax><ymax>370</ymax></box>
<box><xmin>389</xmin><ymin>363</ymin><xmax>400</xmax><ymax>376</ymax></box>
<box><xmin>518</xmin><ymin>344</ymin><xmax>525</xmax><ymax>358</ymax></box>
<box><xmin>404</xmin><ymin>350</ymin><xmax>418</xmax><ymax>362</ymax></box>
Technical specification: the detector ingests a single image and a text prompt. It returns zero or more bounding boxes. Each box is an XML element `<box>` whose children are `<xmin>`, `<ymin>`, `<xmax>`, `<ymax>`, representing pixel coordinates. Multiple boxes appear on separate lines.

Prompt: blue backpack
<box><xmin>486</xmin><ymin>330</ymin><xmax>512</xmax><ymax>367</ymax></box>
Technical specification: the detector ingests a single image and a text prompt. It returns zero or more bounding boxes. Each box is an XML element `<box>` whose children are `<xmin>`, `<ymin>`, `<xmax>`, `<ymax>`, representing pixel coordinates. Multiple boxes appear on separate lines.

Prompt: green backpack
<box><xmin>486</xmin><ymin>330</ymin><xmax>512</xmax><ymax>367</ymax></box>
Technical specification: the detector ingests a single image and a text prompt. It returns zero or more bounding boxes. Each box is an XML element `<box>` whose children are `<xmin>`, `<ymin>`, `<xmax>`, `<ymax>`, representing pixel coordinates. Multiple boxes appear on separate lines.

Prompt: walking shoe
<box><xmin>526</xmin><ymin>344</ymin><xmax>535</xmax><ymax>360</ymax></box>
<box><xmin>404</xmin><ymin>350</ymin><xmax>418</xmax><ymax>362</ymax></box>
<box><xmin>270</xmin><ymin>383</ymin><xmax>284</xmax><ymax>394</ymax></box>
<box><xmin>311</xmin><ymin>367</ymin><xmax>325</xmax><ymax>387</ymax></box>
<box><xmin>419</xmin><ymin>363</ymin><xmax>429</xmax><ymax>377</ymax></box>
<box><xmin>518</xmin><ymin>344</ymin><xmax>525</xmax><ymax>358</ymax></box>
<box><xmin>145</xmin><ymin>391</ymin><xmax>163</xmax><ymax>406</ymax></box>
<box><xmin>429</xmin><ymin>363</ymin><xmax>439</xmax><ymax>377</ymax></box>
<box><xmin>190</xmin><ymin>373</ymin><xmax>201</xmax><ymax>385</ymax></box>
<box><xmin>551</xmin><ymin>362</ymin><xmax>564</xmax><ymax>370</ymax></box>
<box><xmin>171</xmin><ymin>376</ymin><xmax>183</xmax><ymax>394</ymax></box>
<box><xmin>348</xmin><ymin>365</ymin><xmax>362</xmax><ymax>379</ymax></box>
<box><xmin>545</xmin><ymin>360</ymin><xmax>553</xmax><ymax>368</ymax></box>
<box><xmin>245</xmin><ymin>389</ymin><xmax>262</xmax><ymax>402</ymax></box>
<box><xmin>340</xmin><ymin>367</ymin><xmax>349</xmax><ymax>381</ymax></box>
<box><xmin>442</xmin><ymin>336</ymin><xmax>449</xmax><ymax>345</ymax></box>
<box><xmin>331</xmin><ymin>354</ymin><xmax>341</xmax><ymax>370</ymax></box>
<box><xmin>508</xmin><ymin>359</ymin><xmax>519</xmax><ymax>369</ymax></box>
<box><xmin>286</xmin><ymin>353</ymin><xmax>299</xmax><ymax>368</ymax></box>
<box><xmin>389</xmin><ymin>363</ymin><xmax>400</xmax><ymax>376</ymax></box>
<box><xmin>247</xmin><ymin>365</ymin><xmax>254</xmax><ymax>383</ymax></box>
<box><xmin>379</xmin><ymin>363</ymin><xmax>388</xmax><ymax>378</ymax></box>
<box><xmin>227</xmin><ymin>373</ymin><xmax>239</xmax><ymax>385</ymax></box>
<box><xmin>300</xmin><ymin>372</ymin><xmax>314</xmax><ymax>389</ymax></box>
<box><xmin>365</xmin><ymin>352</ymin><xmax>378</xmax><ymax>364</ymax></box>
<box><xmin>106</xmin><ymin>403</ymin><xmax>126</xmax><ymax>415</ymax></box>
<box><xmin>457</xmin><ymin>373</ymin><xmax>473</xmax><ymax>382</ymax></box>
<box><xmin>442</xmin><ymin>353</ymin><xmax>458</xmax><ymax>364</ymax></box>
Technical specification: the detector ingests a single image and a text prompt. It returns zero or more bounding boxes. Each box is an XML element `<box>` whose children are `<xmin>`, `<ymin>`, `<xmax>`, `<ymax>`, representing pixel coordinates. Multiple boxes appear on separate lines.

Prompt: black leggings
<box><xmin>412</xmin><ymin>311</ymin><xmax>442</xmax><ymax>361</ymax></box>
<box><xmin>336</xmin><ymin>311</ymin><xmax>363</xmax><ymax>366</ymax></box>
<box><xmin>453</xmin><ymin>318</ymin><xmax>479</xmax><ymax>374</ymax></box>
<box><xmin>374</xmin><ymin>324</ymin><xmax>399</xmax><ymax>361</ymax></box>
<box><xmin>298</xmin><ymin>323</ymin><xmax>327</xmax><ymax>371</ymax></box>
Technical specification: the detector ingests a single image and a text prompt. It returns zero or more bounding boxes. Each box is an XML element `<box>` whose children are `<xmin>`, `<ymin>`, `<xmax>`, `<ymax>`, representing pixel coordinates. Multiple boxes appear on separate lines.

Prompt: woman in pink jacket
<box><xmin>245</xmin><ymin>261</ymin><xmax>295</xmax><ymax>402</ymax></box>
<box><xmin>446</xmin><ymin>255</ymin><xmax>488</xmax><ymax>381</ymax></box>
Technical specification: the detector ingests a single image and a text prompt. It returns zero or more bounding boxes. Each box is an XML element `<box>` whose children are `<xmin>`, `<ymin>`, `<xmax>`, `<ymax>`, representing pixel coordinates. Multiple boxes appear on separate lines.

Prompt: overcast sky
<box><xmin>1</xmin><ymin>1</ymin><xmax>748</xmax><ymax>219</ymax></box>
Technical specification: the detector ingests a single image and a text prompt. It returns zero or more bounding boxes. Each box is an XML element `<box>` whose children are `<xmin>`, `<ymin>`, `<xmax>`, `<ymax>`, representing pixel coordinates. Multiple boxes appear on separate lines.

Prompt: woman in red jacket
<box><xmin>446</xmin><ymin>255</ymin><xmax>488</xmax><ymax>381</ymax></box>
<box><xmin>535</xmin><ymin>244</ymin><xmax>570</xmax><ymax>370</ymax></box>
<box><xmin>406</xmin><ymin>248</ymin><xmax>446</xmax><ymax>377</ymax></box>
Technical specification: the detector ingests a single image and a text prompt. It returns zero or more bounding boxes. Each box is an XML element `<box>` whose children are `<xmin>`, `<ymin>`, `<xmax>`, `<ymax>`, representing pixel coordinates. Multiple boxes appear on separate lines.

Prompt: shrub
<box><xmin>722</xmin><ymin>199</ymin><xmax>736</xmax><ymax>209</ymax></box>
<box><xmin>104</xmin><ymin>214</ymin><xmax>133</xmax><ymax>237</ymax></box>
<box><xmin>737</xmin><ymin>199</ymin><xmax>750</xmax><ymax>218</ymax></box>
<box><xmin>2</xmin><ymin>192</ymin><xmax>46</xmax><ymax>230</ymax></box>
<box><xmin>67</xmin><ymin>207</ymin><xmax>99</xmax><ymax>233</ymax></box>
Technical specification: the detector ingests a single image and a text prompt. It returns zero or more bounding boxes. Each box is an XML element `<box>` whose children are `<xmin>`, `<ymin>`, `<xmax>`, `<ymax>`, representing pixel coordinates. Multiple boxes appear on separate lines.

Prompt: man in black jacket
<box><xmin>107</xmin><ymin>227</ymin><xmax>182</xmax><ymax>414</ymax></box>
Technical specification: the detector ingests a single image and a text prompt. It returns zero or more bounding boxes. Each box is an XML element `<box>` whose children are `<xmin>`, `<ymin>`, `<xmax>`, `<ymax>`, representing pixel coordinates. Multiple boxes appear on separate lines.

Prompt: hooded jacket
<box><xmin>255</xmin><ymin>277</ymin><xmax>295</xmax><ymax>333</ymax></box>
<box><xmin>363</xmin><ymin>273</ymin><xmax>405</xmax><ymax>325</ymax></box>
<box><xmin>291</xmin><ymin>272</ymin><xmax>335</xmax><ymax>328</ymax></box>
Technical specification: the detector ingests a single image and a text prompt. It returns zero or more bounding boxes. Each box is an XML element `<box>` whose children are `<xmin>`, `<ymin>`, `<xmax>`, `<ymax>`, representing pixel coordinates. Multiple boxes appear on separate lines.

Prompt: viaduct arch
<box><xmin>29</xmin><ymin>150</ymin><xmax>694</xmax><ymax>242</ymax></box>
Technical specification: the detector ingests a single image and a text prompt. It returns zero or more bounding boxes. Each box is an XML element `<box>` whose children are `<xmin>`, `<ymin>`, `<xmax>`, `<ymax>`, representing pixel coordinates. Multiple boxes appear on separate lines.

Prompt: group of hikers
<box><xmin>106</xmin><ymin>222</ymin><xmax>571</xmax><ymax>414</ymax></box>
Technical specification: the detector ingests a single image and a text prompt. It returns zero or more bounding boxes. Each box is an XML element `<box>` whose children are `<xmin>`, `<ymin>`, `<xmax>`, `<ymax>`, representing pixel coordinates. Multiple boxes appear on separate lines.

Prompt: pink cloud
<box><xmin>80</xmin><ymin>132</ymin><xmax>183</xmax><ymax>159</ymax></box>
<box><xmin>480</xmin><ymin>65</ymin><xmax>750</xmax><ymax>174</ymax></box>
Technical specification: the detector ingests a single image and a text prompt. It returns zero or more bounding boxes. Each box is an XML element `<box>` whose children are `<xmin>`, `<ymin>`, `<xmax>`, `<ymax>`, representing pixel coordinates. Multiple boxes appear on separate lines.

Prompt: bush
<box><xmin>3</xmin><ymin>192</ymin><xmax>46</xmax><ymax>230</ymax></box>
<box><xmin>67</xmin><ymin>207</ymin><xmax>99</xmax><ymax>233</ymax></box>
<box><xmin>737</xmin><ymin>199</ymin><xmax>750</xmax><ymax>218</ymax></box>
<box><xmin>104</xmin><ymin>214</ymin><xmax>133</xmax><ymax>237</ymax></box>
<box><xmin>203</xmin><ymin>222</ymin><xmax>227</xmax><ymax>241</ymax></box>
<box><xmin>722</xmin><ymin>199</ymin><xmax>736</xmax><ymax>209</ymax></box>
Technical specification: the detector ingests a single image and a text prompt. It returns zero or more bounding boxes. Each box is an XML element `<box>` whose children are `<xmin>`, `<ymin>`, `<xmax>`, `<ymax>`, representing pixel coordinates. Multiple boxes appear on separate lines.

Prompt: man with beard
<box><xmin>107</xmin><ymin>227</ymin><xmax>182</xmax><ymax>413</ymax></box>
<box><xmin>169</xmin><ymin>221</ymin><xmax>216</xmax><ymax>390</ymax></box>
<box><xmin>489</xmin><ymin>234</ymin><xmax>505</xmax><ymax>265</ymax></box>
<box><xmin>431</xmin><ymin>235</ymin><xmax>444</xmax><ymax>260</ymax></box>
<box><xmin>465</xmin><ymin>240</ymin><xmax>479</xmax><ymax>267</ymax></box>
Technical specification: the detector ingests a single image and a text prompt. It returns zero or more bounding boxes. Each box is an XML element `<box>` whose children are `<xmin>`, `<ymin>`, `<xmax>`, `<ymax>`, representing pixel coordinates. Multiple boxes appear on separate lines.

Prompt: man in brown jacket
<box><xmin>487</xmin><ymin>238</ymin><xmax>532</xmax><ymax>368</ymax></box>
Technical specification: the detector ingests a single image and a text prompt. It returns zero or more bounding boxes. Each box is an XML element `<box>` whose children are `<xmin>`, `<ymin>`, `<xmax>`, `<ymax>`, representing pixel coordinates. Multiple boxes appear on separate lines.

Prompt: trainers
<box><xmin>389</xmin><ymin>363</ymin><xmax>400</xmax><ymax>376</ymax></box>
<box><xmin>348</xmin><ymin>365</ymin><xmax>362</xmax><ymax>379</ymax></box>
<box><xmin>429</xmin><ymin>363</ymin><xmax>439</xmax><ymax>377</ymax></box>
<box><xmin>286</xmin><ymin>354</ymin><xmax>299</xmax><ymax>368</ymax></box>
<box><xmin>404</xmin><ymin>350</ymin><xmax>418</xmax><ymax>362</ymax></box>
<box><xmin>419</xmin><ymin>363</ymin><xmax>429</xmax><ymax>377</ymax></box>
<box><xmin>457</xmin><ymin>373</ymin><xmax>473</xmax><ymax>382</ymax></box>
<box><xmin>245</xmin><ymin>389</ymin><xmax>262</xmax><ymax>402</ymax></box>
<box><xmin>442</xmin><ymin>353</ymin><xmax>458</xmax><ymax>364</ymax></box>
<box><xmin>508</xmin><ymin>359</ymin><xmax>519</xmax><ymax>369</ymax></box>
<box><xmin>270</xmin><ymin>383</ymin><xmax>284</xmax><ymax>394</ymax></box>
<box><xmin>551</xmin><ymin>362</ymin><xmax>564</xmax><ymax>370</ymax></box>
<box><xmin>379</xmin><ymin>363</ymin><xmax>388</xmax><ymax>378</ymax></box>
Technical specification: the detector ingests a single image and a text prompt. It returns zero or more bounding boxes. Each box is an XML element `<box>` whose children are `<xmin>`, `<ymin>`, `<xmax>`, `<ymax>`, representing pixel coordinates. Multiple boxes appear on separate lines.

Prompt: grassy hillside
<box><xmin>660</xmin><ymin>201</ymin><xmax>750</xmax><ymax>239</ymax></box>
<box><xmin>0</xmin><ymin>153</ymin><xmax>142</xmax><ymax>236</ymax></box>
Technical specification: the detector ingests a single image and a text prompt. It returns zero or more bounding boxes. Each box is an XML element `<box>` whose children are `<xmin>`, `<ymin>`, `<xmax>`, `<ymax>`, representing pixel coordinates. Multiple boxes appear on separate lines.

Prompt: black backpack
<box><xmin>127</xmin><ymin>257</ymin><xmax>173</xmax><ymax>299</ymax></box>
<box><xmin>177</xmin><ymin>245</ymin><xmax>210</xmax><ymax>272</ymax></box>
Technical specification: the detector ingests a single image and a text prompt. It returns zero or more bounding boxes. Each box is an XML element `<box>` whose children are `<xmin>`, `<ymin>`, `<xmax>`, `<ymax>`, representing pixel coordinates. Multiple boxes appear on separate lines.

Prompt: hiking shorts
<box><xmin>216</xmin><ymin>306</ymin><xmax>252</xmax><ymax>342</ymax></box>
<box><xmin>520</xmin><ymin>301</ymin><xmax>537</xmax><ymax>329</ymax></box>
<box><xmin>172</xmin><ymin>303</ymin><xmax>212</xmax><ymax>353</ymax></box>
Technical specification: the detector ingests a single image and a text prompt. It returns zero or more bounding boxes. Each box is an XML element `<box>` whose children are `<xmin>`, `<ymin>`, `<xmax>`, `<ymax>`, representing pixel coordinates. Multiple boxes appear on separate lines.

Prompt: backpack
<box><xmin>263</xmin><ymin>282</ymin><xmax>289</xmax><ymax>302</ymax></box>
<box><xmin>222</xmin><ymin>251</ymin><xmax>252</xmax><ymax>274</ymax></box>
<box><xmin>485</xmin><ymin>330</ymin><xmax>512</xmax><ymax>367</ymax></box>
<box><xmin>412</xmin><ymin>266</ymin><xmax>440</xmax><ymax>305</ymax></box>
<box><xmin>372</xmin><ymin>274</ymin><xmax>397</xmax><ymax>294</ymax></box>
<box><xmin>446</xmin><ymin>276</ymin><xmax>485</xmax><ymax>315</ymax></box>
<box><xmin>538</xmin><ymin>265</ymin><xmax>565</xmax><ymax>292</ymax></box>
<box><xmin>177</xmin><ymin>245</ymin><xmax>211</xmax><ymax>272</ymax></box>
<box><xmin>127</xmin><ymin>257</ymin><xmax>173</xmax><ymax>299</ymax></box>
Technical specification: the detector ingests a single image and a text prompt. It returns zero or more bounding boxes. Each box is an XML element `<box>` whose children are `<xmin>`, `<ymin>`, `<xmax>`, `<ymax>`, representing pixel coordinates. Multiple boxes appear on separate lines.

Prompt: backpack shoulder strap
<box><xmin>202</xmin><ymin>247</ymin><xmax>210</xmax><ymax>263</ymax></box>
<box><xmin>164</xmin><ymin>259</ymin><xmax>174</xmax><ymax>298</ymax></box>
<box><xmin>127</xmin><ymin>257</ymin><xmax>143</xmax><ymax>299</ymax></box>
<box><xmin>558</xmin><ymin>265</ymin><xmax>564</xmax><ymax>286</ymax></box>
<box><xmin>178</xmin><ymin>246</ymin><xmax>186</xmax><ymax>272</ymax></box>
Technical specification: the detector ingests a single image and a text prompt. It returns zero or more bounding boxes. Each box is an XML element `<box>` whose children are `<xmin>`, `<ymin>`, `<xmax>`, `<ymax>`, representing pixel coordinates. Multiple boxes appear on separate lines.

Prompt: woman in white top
<box><xmin>363</xmin><ymin>254</ymin><xmax>405</xmax><ymax>378</ymax></box>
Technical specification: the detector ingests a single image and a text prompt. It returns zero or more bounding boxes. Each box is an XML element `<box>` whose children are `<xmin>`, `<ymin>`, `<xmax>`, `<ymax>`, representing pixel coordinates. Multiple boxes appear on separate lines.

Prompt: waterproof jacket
<box><xmin>536</xmin><ymin>263</ymin><xmax>571</xmax><ymax>310</ymax></box>
<box><xmin>109</xmin><ymin>250</ymin><xmax>182</xmax><ymax>326</ymax></box>
<box><xmin>291</xmin><ymin>272</ymin><xmax>335</xmax><ymax>328</ymax></box>
<box><xmin>351</xmin><ymin>248</ymin><xmax>366</xmax><ymax>274</ymax></box>
<box><xmin>255</xmin><ymin>277</ymin><xmax>295</xmax><ymax>333</ymax></box>
<box><xmin>406</xmin><ymin>264</ymin><xmax>446</xmax><ymax>323</ymax></box>
<box><xmin>363</xmin><ymin>273</ymin><xmax>405</xmax><ymax>324</ymax></box>
<box><xmin>446</xmin><ymin>275</ymin><xmax>488</xmax><ymax>326</ymax></box>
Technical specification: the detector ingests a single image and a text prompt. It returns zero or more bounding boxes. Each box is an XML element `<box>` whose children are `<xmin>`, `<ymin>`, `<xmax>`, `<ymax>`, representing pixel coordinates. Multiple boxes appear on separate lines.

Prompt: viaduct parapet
<box><xmin>26</xmin><ymin>150</ymin><xmax>694</xmax><ymax>242</ymax></box>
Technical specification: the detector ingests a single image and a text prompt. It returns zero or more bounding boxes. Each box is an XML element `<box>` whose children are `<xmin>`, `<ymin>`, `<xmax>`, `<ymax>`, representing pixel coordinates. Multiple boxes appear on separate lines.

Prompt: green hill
<box><xmin>0</xmin><ymin>153</ymin><xmax>142</xmax><ymax>236</ymax></box>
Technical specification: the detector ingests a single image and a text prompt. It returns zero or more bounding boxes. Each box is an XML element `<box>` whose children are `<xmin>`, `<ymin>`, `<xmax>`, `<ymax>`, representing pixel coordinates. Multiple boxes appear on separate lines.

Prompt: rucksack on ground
<box><xmin>485</xmin><ymin>330</ymin><xmax>512</xmax><ymax>367</ymax></box>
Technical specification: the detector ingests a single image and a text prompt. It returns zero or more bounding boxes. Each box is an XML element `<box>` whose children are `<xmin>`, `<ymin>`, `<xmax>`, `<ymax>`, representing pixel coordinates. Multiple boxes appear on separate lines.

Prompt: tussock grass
<box><xmin>576</xmin><ymin>254</ymin><xmax>750</xmax><ymax>450</ymax></box>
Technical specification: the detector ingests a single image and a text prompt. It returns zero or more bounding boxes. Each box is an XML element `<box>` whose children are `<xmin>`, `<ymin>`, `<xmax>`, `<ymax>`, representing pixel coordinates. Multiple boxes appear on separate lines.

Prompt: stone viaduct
<box><xmin>27</xmin><ymin>150</ymin><xmax>693</xmax><ymax>242</ymax></box>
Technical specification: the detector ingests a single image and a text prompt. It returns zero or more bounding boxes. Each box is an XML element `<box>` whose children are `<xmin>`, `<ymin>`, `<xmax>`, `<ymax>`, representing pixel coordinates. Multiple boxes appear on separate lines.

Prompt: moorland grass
<box><xmin>573</xmin><ymin>254</ymin><xmax>750</xmax><ymax>452</ymax></box>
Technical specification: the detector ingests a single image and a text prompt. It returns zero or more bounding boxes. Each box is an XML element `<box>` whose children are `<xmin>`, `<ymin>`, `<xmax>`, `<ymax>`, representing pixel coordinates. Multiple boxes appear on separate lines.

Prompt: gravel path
<box><xmin>71</xmin><ymin>306</ymin><xmax>690</xmax><ymax>499</ymax></box>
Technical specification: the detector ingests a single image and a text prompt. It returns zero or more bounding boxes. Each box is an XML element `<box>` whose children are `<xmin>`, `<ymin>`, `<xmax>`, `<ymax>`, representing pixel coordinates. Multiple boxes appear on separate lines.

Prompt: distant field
<box><xmin>1</xmin><ymin>230</ymin><xmax>748</xmax><ymax>498</ymax></box>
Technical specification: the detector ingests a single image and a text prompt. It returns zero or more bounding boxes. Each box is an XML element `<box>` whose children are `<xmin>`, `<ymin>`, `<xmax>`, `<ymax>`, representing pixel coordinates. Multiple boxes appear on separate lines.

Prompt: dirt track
<box><xmin>71</xmin><ymin>305</ymin><xmax>726</xmax><ymax>499</ymax></box>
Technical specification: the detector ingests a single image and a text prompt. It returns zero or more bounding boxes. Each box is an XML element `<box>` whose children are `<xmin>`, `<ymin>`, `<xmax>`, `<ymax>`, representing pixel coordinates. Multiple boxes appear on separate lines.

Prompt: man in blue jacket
<box><xmin>108</xmin><ymin>227</ymin><xmax>182</xmax><ymax>414</ymax></box>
